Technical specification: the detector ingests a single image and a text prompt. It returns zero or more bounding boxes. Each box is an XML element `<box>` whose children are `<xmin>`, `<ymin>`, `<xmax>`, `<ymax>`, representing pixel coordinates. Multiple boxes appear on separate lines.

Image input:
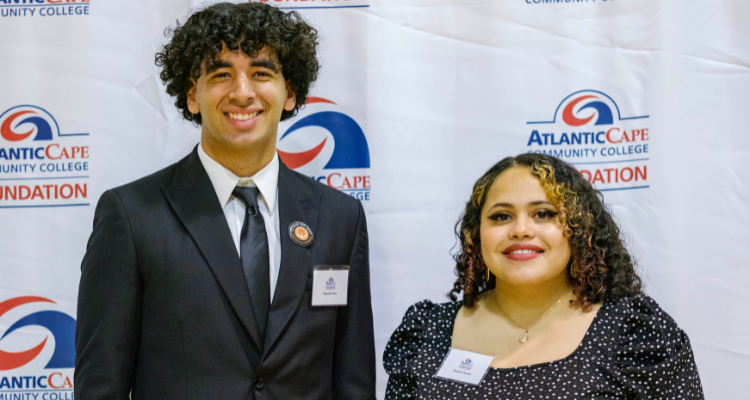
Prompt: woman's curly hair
<box><xmin>449</xmin><ymin>153</ymin><xmax>642</xmax><ymax>310</ymax></box>
<box><xmin>155</xmin><ymin>2</ymin><xmax>319</xmax><ymax>123</ymax></box>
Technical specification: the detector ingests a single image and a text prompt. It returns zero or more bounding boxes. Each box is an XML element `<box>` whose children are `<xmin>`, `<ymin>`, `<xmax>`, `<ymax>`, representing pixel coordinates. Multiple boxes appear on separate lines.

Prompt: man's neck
<box><xmin>201</xmin><ymin>134</ymin><xmax>277</xmax><ymax>178</ymax></box>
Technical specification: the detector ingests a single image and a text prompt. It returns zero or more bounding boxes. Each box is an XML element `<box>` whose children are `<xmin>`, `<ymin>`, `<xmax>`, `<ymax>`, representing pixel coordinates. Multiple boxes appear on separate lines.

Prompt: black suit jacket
<box><xmin>75</xmin><ymin>148</ymin><xmax>376</xmax><ymax>399</ymax></box>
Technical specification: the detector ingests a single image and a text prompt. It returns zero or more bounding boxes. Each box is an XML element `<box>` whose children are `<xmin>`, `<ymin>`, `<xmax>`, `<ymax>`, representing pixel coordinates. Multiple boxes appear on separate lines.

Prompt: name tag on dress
<box><xmin>434</xmin><ymin>348</ymin><xmax>494</xmax><ymax>386</ymax></box>
<box><xmin>311</xmin><ymin>265</ymin><xmax>349</xmax><ymax>306</ymax></box>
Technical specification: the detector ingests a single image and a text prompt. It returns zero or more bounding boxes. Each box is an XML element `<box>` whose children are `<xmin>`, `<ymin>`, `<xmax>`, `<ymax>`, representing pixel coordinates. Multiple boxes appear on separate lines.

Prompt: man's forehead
<box><xmin>200</xmin><ymin>44</ymin><xmax>280</xmax><ymax>75</ymax></box>
<box><xmin>216</xmin><ymin>43</ymin><xmax>278</xmax><ymax>62</ymax></box>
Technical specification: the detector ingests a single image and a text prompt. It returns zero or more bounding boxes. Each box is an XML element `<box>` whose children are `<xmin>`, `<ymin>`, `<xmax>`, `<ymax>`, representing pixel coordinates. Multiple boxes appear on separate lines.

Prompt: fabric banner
<box><xmin>1</xmin><ymin>1</ymin><xmax>748</xmax><ymax>399</ymax></box>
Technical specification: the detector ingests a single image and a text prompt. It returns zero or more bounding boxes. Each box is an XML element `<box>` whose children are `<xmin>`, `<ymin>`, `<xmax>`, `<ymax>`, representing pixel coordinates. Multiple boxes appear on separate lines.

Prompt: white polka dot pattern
<box><xmin>383</xmin><ymin>295</ymin><xmax>704</xmax><ymax>399</ymax></box>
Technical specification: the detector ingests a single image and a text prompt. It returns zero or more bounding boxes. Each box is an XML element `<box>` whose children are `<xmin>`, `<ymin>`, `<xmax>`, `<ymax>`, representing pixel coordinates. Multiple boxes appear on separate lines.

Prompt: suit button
<box><xmin>254</xmin><ymin>376</ymin><xmax>264</xmax><ymax>390</ymax></box>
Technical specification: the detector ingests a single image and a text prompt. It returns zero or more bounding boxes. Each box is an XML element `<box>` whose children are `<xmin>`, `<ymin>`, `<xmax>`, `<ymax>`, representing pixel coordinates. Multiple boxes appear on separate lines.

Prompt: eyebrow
<box><xmin>204</xmin><ymin>58</ymin><xmax>280</xmax><ymax>75</ymax></box>
<box><xmin>205</xmin><ymin>59</ymin><xmax>231</xmax><ymax>74</ymax></box>
<box><xmin>251</xmin><ymin>58</ymin><xmax>280</xmax><ymax>72</ymax></box>
<box><xmin>488</xmin><ymin>201</ymin><xmax>554</xmax><ymax>209</ymax></box>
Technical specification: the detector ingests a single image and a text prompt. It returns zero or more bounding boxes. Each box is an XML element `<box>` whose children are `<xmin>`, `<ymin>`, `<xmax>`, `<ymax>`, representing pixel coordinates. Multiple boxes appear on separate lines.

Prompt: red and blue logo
<box><xmin>278</xmin><ymin>98</ymin><xmax>370</xmax><ymax>170</ymax></box>
<box><xmin>459</xmin><ymin>358</ymin><xmax>473</xmax><ymax>370</ymax></box>
<box><xmin>561</xmin><ymin>94</ymin><xmax>613</xmax><ymax>126</ymax></box>
<box><xmin>0</xmin><ymin>105</ymin><xmax>90</xmax><ymax>208</ymax></box>
<box><xmin>0</xmin><ymin>296</ymin><xmax>76</xmax><ymax>371</ymax></box>
<box><xmin>525</xmin><ymin>90</ymin><xmax>651</xmax><ymax>192</ymax></box>
<box><xmin>527</xmin><ymin>90</ymin><xmax>647</xmax><ymax>129</ymax></box>
<box><xmin>277</xmin><ymin>97</ymin><xmax>371</xmax><ymax>201</ymax></box>
<box><xmin>325</xmin><ymin>277</ymin><xmax>336</xmax><ymax>290</ymax></box>
<box><xmin>0</xmin><ymin>106</ymin><xmax>59</xmax><ymax>143</ymax></box>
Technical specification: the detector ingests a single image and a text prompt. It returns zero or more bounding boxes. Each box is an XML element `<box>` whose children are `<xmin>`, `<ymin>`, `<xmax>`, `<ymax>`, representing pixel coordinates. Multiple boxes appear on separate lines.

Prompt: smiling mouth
<box><xmin>227</xmin><ymin>111</ymin><xmax>262</xmax><ymax>121</ymax></box>
<box><xmin>502</xmin><ymin>244</ymin><xmax>544</xmax><ymax>260</ymax></box>
<box><xmin>505</xmin><ymin>249</ymin><xmax>543</xmax><ymax>255</ymax></box>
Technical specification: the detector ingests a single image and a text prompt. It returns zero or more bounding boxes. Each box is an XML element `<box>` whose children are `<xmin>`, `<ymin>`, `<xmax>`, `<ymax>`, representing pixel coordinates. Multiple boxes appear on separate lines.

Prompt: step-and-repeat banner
<box><xmin>1</xmin><ymin>0</ymin><xmax>749</xmax><ymax>398</ymax></box>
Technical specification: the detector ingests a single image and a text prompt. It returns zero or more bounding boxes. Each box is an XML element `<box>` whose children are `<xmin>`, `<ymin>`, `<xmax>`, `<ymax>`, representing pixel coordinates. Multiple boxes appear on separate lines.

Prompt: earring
<box><xmin>486</xmin><ymin>267</ymin><xmax>490</xmax><ymax>281</ymax></box>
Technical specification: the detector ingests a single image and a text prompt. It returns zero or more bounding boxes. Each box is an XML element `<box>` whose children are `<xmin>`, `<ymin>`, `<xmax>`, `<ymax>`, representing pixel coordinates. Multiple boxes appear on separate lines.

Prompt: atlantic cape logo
<box><xmin>526</xmin><ymin>90</ymin><xmax>650</xmax><ymax>192</ymax></box>
<box><xmin>1</xmin><ymin>0</ymin><xmax>90</xmax><ymax>19</ymax></box>
<box><xmin>459</xmin><ymin>358</ymin><xmax>473</xmax><ymax>370</ymax></box>
<box><xmin>277</xmin><ymin>97</ymin><xmax>371</xmax><ymax>201</ymax></box>
<box><xmin>0</xmin><ymin>105</ymin><xmax>90</xmax><ymax>208</ymax></box>
<box><xmin>0</xmin><ymin>296</ymin><xmax>75</xmax><ymax>395</ymax></box>
<box><xmin>325</xmin><ymin>277</ymin><xmax>336</xmax><ymax>290</ymax></box>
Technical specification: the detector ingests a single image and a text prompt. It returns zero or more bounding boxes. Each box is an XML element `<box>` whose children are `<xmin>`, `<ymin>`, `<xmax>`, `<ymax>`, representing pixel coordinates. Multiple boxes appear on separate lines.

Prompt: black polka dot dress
<box><xmin>383</xmin><ymin>295</ymin><xmax>704</xmax><ymax>399</ymax></box>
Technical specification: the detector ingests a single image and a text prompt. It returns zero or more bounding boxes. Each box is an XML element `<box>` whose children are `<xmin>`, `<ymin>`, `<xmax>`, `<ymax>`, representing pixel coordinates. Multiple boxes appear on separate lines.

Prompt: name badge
<box><xmin>311</xmin><ymin>265</ymin><xmax>349</xmax><ymax>306</ymax></box>
<box><xmin>434</xmin><ymin>348</ymin><xmax>494</xmax><ymax>386</ymax></box>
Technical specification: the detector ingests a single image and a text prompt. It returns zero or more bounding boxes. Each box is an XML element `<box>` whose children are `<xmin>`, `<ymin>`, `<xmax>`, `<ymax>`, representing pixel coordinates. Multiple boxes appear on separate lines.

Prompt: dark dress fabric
<box><xmin>383</xmin><ymin>295</ymin><xmax>704</xmax><ymax>400</ymax></box>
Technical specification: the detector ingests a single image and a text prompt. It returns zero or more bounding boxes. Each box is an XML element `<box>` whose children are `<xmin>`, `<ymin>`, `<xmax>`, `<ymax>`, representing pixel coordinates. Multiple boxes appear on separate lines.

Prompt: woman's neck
<box><xmin>489</xmin><ymin>276</ymin><xmax>573</xmax><ymax>328</ymax></box>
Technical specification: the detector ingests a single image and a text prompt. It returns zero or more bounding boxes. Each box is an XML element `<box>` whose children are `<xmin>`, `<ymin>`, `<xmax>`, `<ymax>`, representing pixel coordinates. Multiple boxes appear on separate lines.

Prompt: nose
<box><xmin>509</xmin><ymin>214</ymin><xmax>535</xmax><ymax>239</ymax></box>
<box><xmin>228</xmin><ymin>74</ymin><xmax>255</xmax><ymax>106</ymax></box>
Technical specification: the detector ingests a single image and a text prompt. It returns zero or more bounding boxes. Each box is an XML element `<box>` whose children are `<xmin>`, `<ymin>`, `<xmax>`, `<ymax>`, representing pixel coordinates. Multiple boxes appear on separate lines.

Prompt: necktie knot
<box><xmin>233</xmin><ymin>186</ymin><xmax>260</xmax><ymax>211</ymax></box>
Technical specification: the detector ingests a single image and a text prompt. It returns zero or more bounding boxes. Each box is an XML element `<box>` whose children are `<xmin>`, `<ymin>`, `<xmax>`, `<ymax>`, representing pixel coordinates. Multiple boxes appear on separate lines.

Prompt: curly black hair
<box><xmin>155</xmin><ymin>2</ymin><xmax>320</xmax><ymax>123</ymax></box>
<box><xmin>449</xmin><ymin>153</ymin><xmax>642</xmax><ymax>310</ymax></box>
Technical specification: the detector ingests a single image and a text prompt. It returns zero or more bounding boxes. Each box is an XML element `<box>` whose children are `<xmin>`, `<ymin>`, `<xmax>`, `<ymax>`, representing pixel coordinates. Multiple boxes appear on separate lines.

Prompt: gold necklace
<box><xmin>495</xmin><ymin>290</ymin><xmax>571</xmax><ymax>344</ymax></box>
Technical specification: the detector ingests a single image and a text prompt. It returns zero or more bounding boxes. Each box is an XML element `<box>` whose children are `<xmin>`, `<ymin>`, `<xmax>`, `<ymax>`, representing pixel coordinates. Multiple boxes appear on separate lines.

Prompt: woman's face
<box><xmin>480</xmin><ymin>166</ymin><xmax>572</xmax><ymax>288</ymax></box>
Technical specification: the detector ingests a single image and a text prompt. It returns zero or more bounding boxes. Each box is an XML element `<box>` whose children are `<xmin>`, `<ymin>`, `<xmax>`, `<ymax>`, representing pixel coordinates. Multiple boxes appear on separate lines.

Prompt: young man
<box><xmin>75</xmin><ymin>3</ymin><xmax>376</xmax><ymax>399</ymax></box>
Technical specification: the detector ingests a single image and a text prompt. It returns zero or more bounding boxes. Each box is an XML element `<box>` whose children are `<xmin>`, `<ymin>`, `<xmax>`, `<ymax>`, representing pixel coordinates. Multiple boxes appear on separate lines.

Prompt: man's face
<box><xmin>187</xmin><ymin>45</ymin><xmax>296</xmax><ymax>155</ymax></box>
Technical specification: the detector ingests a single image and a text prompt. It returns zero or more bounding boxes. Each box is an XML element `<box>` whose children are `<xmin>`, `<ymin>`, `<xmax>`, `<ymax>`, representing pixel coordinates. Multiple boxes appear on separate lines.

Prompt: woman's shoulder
<box><xmin>382</xmin><ymin>299</ymin><xmax>460</xmax><ymax>376</ymax></box>
<box><xmin>602</xmin><ymin>294</ymin><xmax>695</xmax><ymax>365</ymax></box>
<box><xmin>598</xmin><ymin>296</ymin><xmax>704</xmax><ymax>396</ymax></box>
<box><xmin>400</xmin><ymin>299</ymin><xmax>462</xmax><ymax>324</ymax></box>
<box><xmin>602</xmin><ymin>293</ymin><xmax>681</xmax><ymax>330</ymax></box>
<box><xmin>388</xmin><ymin>299</ymin><xmax>461</xmax><ymax>343</ymax></box>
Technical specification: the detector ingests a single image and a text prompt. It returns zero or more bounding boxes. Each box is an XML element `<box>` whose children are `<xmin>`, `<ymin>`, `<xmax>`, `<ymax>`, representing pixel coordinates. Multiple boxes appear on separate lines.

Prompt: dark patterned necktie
<box><xmin>232</xmin><ymin>185</ymin><xmax>270</xmax><ymax>346</ymax></box>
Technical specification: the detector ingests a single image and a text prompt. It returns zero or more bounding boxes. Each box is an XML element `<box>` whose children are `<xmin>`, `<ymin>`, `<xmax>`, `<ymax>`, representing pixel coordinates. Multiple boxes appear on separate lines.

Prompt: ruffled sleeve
<box><xmin>613</xmin><ymin>295</ymin><xmax>704</xmax><ymax>399</ymax></box>
<box><xmin>383</xmin><ymin>300</ymin><xmax>436</xmax><ymax>400</ymax></box>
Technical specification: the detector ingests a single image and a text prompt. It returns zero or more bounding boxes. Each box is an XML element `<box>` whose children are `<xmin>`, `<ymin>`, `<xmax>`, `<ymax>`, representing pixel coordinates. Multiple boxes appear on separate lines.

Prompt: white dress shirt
<box><xmin>197</xmin><ymin>144</ymin><xmax>282</xmax><ymax>301</ymax></box>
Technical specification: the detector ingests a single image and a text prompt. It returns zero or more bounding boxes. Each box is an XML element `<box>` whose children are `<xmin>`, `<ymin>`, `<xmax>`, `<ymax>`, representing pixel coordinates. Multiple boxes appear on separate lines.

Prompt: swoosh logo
<box><xmin>0</xmin><ymin>110</ymin><xmax>54</xmax><ymax>142</ymax></box>
<box><xmin>0</xmin><ymin>296</ymin><xmax>76</xmax><ymax>371</ymax></box>
<box><xmin>562</xmin><ymin>95</ymin><xmax>597</xmax><ymax>126</ymax></box>
<box><xmin>1</xmin><ymin>111</ymin><xmax>36</xmax><ymax>142</ymax></box>
<box><xmin>278</xmin><ymin>98</ymin><xmax>370</xmax><ymax>170</ymax></box>
<box><xmin>562</xmin><ymin>95</ymin><xmax>614</xmax><ymax>126</ymax></box>
<box><xmin>277</xmin><ymin>137</ymin><xmax>327</xmax><ymax>169</ymax></box>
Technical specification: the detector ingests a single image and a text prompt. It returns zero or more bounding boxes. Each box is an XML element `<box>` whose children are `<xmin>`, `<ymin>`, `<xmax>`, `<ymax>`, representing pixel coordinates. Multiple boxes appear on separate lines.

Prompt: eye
<box><xmin>213</xmin><ymin>72</ymin><xmax>230</xmax><ymax>79</ymax></box>
<box><xmin>488</xmin><ymin>212</ymin><xmax>511</xmax><ymax>222</ymax></box>
<box><xmin>534</xmin><ymin>209</ymin><xmax>559</xmax><ymax>219</ymax></box>
<box><xmin>254</xmin><ymin>71</ymin><xmax>271</xmax><ymax>77</ymax></box>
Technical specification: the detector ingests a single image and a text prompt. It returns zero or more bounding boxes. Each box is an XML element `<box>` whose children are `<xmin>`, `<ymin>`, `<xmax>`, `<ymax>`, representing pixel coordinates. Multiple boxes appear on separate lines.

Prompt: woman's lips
<box><xmin>504</xmin><ymin>252</ymin><xmax>542</xmax><ymax>261</ymax></box>
<box><xmin>502</xmin><ymin>243</ymin><xmax>543</xmax><ymax>261</ymax></box>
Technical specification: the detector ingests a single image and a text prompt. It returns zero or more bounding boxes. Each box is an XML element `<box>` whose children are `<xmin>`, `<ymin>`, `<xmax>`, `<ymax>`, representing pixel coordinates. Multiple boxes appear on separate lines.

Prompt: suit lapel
<box><xmin>161</xmin><ymin>148</ymin><xmax>263</xmax><ymax>350</ymax></box>
<box><xmin>264</xmin><ymin>162</ymin><xmax>319</xmax><ymax>353</ymax></box>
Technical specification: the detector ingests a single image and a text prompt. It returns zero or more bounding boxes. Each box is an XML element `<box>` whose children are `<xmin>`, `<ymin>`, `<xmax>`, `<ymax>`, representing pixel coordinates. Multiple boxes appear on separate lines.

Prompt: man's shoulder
<box><xmin>108</xmin><ymin>152</ymin><xmax>189</xmax><ymax>201</ymax></box>
<box><xmin>286</xmin><ymin>168</ymin><xmax>362</xmax><ymax>213</ymax></box>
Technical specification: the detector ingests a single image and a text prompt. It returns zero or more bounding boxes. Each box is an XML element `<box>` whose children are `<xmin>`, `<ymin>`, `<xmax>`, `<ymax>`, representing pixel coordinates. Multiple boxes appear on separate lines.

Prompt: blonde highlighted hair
<box><xmin>450</xmin><ymin>153</ymin><xmax>642</xmax><ymax>309</ymax></box>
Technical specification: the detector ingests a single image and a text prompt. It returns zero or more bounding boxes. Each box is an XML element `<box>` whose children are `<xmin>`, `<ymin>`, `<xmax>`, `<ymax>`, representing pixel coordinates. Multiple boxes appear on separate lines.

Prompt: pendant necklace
<box><xmin>496</xmin><ymin>289</ymin><xmax>572</xmax><ymax>344</ymax></box>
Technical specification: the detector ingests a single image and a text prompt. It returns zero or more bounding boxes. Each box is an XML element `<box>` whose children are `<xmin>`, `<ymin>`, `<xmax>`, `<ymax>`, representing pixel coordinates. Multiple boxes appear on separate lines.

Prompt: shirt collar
<box><xmin>197</xmin><ymin>143</ymin><xmax>279</xmax><ymax>212</ymax></box>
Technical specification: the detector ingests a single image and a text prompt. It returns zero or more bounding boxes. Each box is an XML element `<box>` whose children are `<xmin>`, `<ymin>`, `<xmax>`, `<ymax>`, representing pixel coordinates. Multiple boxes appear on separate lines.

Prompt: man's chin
<box><xmin>224</xmin><ymin>134</ymin><xmax>276</xmax><ymax>153</ymax></box>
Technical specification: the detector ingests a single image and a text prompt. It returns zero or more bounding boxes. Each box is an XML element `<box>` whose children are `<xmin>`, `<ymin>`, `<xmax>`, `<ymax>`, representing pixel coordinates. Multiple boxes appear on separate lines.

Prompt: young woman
<box><xmin>383</xmin><ymin>153</ymin><xmax>703</xmax><ymax>399</ymax></box>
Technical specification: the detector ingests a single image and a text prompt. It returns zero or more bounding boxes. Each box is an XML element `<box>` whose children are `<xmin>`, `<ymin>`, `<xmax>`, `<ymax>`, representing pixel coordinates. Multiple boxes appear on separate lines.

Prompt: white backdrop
<box><xmin>1</xmin><ymin>0</ymin><xmax>749</xmax><ymax>399</ymax></box>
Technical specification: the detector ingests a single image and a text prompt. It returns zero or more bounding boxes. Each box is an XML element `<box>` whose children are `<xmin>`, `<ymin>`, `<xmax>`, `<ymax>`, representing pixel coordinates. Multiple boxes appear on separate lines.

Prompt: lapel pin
<box><xmin>289</xmin><ymin>221</ymin><xmax>314</xmax><ymax>247</ymax></box>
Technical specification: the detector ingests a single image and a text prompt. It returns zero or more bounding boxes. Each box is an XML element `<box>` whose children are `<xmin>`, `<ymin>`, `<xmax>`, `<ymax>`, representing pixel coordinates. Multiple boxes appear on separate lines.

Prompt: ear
<box><xmin>283</xmin><ymin>81</ymin><xmax>297</xmax><ymax>111</ymax></box>
<box><xmin>186</xmin><ymin>79</ymin><xmax>200</xmax><ymax>115</ymax></box>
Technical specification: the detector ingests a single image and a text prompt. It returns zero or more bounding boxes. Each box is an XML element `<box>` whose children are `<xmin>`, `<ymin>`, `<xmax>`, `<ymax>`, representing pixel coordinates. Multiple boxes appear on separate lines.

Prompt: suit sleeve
<box><xmin>75</xmin><ymin>190</ymin><xmax>142</xmax><ymax>399</ymax></box>
<box><xmin>332</xmin><ymin>201</ymin><xmax>377</xmax><ymax>400</ymax></box>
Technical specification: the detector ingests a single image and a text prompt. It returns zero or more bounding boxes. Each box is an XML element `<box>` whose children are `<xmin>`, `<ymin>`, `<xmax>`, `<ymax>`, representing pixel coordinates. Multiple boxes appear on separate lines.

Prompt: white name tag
<box><xmin>311</xmin><ymin>265</ymin><xmax>349</xmax><ymax>306</ymax></box>
<box><xmin>434</xmin><ymin>348</ymin><xmax>494</xmax><ymax>386</ymax></box>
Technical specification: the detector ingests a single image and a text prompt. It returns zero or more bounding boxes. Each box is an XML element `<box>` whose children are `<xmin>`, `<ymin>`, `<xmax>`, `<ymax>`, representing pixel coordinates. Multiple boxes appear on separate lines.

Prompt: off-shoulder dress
<box><xmin>383</xmin><ymin>295</ymin><xmax>704</xmax><ymax>400</ymax></box>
